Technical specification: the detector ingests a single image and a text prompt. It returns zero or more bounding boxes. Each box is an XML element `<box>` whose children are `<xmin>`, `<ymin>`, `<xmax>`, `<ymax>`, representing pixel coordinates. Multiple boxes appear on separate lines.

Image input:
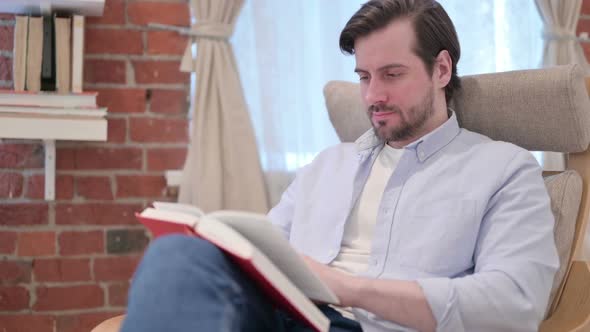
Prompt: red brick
<box><xmin>84</xmin><ymin>59</ymin><xmax>126</xmax><ymax>84</ymax></box>
<box><xmin>116</xmin><ymin>175</ymin><xmax>166</xmax><ymax>198</ymax></box>
<box><xmin>147</xmin><ymin>31</ymin><xmax>188</xmax><ymax>55</ymax></box>
<box><xmin>0</xmin><ymin>25</ymin><xmax>14</xmax><ymax>51</ymax></box>
<box><xmin>107</xmin><ymin>118</ymin><xmax>126</xmax><ymax>143</ymax></box>
<box><xmin>133</xmin><ymin>60</ymin><xmax>190</xmax><ymax>84</ymax></box>
<box><xmin>55</xmin><ymin>203</ymin><xmax>142</xmax><ymax>226</ymax></box>
<box><xmin>583</xmin><ymin>0</ymin><xmax>590</xmax><ymax>15</ymax></box>
<box><xmin>0</xmin><ymin>231</ymin><xmax>17</xmax><ymax>254</ymax></box>
<box><xmin>56</xmin><ymin>311</ymin><xmax>124</xmax><ymax>332</ymax></box>
<box><xmin>57</xmin><ymin>175</ymin><xmax>75</xmax><ymax>200</ymax></box>
<box><xmin>94</xmin><ymin>256</ymin><xmax>141</xmax><ymax>281</ymax></box>
<box><xmin>128</xmin><ymin>2</ymin><xmax>190</xmax><ymax>26</ymax></box>
<box><xmin>0</xmin><ymin>314</ymin><xmax>55</xmax><ymax>332</ymax></box>
<box><xmin>0</xmin><ymin>204</ymin><xmax>48</xmax><ymax>226</ymax></box>
<box><xmin>58</xmin><ymin>231</ymin><xmax>104</xmax><ymax>256</ymax></box>
<box><xmin>86</xmin><ymin>0</ymin><xmax>125</xmax><ymax>25</ymax></box>
<box><xmin>0</xmin><ymin>14</ymin><xmax>15</xmax><ymax>20</ymax></box>
<box><xmin>0</xmin><ymin>286</ymin><xmax>29</xmax><ymax>310</ymax></box>
<box><xmin>96</xmin><ymin>88</ymin><xmax>147</xmax><ymax>113</ymax></box>
<box><xmin>150</xmin><ymin>89</ymin><xmax>188</xmax><ymax>114</ymax></box>
<box><xmin>33</xmin><ymin>258</ymin><xmax>91</xmax><ymax>282</ymax></box>
<box><xmin>0</xmin><ymin>260</ymin><xmax>32</xmax><ymax>284</ymax></box>
<box><xmin>25</xmin><ymin>174</ymin><xmax>73</xmax><ymax>200</ymax></box>
<box><xmin>57</xmin><ymin>147</ymin><xmax>142</xmax><ymax>170</ymax></box>
<box><xmin>147</xmin><ymin>148</ymin><xmax>187</xmax><ymax>171</ymax></box>
<box><xmin>76</xmin><ymin>176</ymin><xmax>113</xmax><ymax>200</ymax></box>
<box><xmin>130</xmin><ymin>118</ymin><xmax>189</xmax><ymax>143</ymax></box>
<box><xmin>0</xmin><ymin>172</ymin><xmax>23</xmax><ymax>198</ymax></box>
<box><xmin>86</xmin><ymin>28</ymin><xmax>143</xmax><ymax>54</ymax></box>
<box><xmin>34</xmin><ymin>285</ymin><xmax>103</xmax><ymax>311</ymax></box>
<box><xmin>25</xmin><ymin>174</ymin><xmax>44</xmax><ymax>199</ymax></box>
<box><xmin>578</xmin><ymin>18</ymin><xmax>590</xmax><ymax>37</ymax></box>
<box><xmin>108</xmin><ymin>282</ymin><xmax>129</xmax><ymax>306</ymax></box>
<box><xmin>0</xmin><ymin>56</ymin><xmax>12</xmax><ymax>81</ymax></box>
<box><xmin>17</xmin><ymin>232</ymin><xmax>56</xmax><ymax>256</ymax></box>
<box><xmin>0</xmin><ymin>143</ymin><xmax>44</xmax><ymax>169</ymax></box>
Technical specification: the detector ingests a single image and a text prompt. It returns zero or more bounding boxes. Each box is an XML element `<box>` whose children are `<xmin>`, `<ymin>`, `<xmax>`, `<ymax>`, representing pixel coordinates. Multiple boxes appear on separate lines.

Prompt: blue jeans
<box><xmin>120</xmin><ymin>235</ymin><xmax>363</xmax><ymax>332</ymax></box>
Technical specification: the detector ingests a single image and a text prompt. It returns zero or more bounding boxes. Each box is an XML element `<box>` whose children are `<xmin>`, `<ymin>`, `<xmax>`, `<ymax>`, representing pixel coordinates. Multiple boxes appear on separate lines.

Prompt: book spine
<box><xmin>25</xmin><ymin>16</ymin><xmax>43</xmax><ymax>92</ymax></box>
<box><xmin>71</xmin><ymin>15</ymin><xmax>85</xmax><ymax>93</ymax></box>
<box><xmin>13</xmin><ymin>16</ymin><xmax>28</xmax><ymax>92</ymax></box>
<box><xmin>54</xmin><ymin>16</ymin><xmax>72</xmax><ymax>93</ymax></box>
<box><xmin>41</xmin><ymin>15</ymin><xmax>55</xmax><ymax>91</ymax></box>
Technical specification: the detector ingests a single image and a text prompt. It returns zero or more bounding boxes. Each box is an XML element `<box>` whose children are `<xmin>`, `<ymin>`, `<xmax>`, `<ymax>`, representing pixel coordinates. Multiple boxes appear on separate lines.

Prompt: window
<box><xmin>232</xmin><ymin>1</ymin><xmax>543</xmax><ymax>189</ymax></box>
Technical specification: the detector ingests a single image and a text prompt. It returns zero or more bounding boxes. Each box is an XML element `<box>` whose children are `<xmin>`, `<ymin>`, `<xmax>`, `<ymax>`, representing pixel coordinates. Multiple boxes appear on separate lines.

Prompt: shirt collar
<box><xmin>355</xmin><ymin>109</ymin><xmax>461</xmax><ymax>162</ymax></box>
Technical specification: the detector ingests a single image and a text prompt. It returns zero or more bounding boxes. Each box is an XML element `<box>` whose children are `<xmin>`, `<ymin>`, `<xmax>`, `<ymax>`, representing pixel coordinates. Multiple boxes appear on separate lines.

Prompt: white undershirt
<box><xmin>329</xmin><ymin>144</ymin><xmax>402</xmax><ymax>318</ymax></box>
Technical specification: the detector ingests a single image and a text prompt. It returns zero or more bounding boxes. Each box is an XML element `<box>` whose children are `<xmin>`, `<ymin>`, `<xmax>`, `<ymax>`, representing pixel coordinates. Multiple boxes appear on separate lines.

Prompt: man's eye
<box><xmin>359</xmin><ymin>76</ymin><xmax>369</xmax><ymax>81</ymax></box>
<box><xmin>386</xmin><ymin>73</ymin><xmax>401</xmax><ymax>78</ymax></box>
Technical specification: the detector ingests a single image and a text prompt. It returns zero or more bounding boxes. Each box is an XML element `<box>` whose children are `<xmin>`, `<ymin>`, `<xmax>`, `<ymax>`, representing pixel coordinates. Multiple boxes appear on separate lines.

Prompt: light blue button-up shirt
<box><xmin>268</xmin><ymin>112</ymin><xmax>559</xmax><ymax>332</ymax></box>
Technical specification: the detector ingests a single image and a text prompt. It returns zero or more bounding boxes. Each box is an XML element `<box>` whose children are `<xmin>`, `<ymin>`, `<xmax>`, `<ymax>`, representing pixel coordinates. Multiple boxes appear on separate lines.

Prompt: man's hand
<box><xmin>301</xmin><ymin>255</ymin><xmax>360</xmax><ymax>307</ymax></box>
<box><xmin>301</xmin><ymin>255</ymin><xmax>436</xmax><ymax>332</ymax></box>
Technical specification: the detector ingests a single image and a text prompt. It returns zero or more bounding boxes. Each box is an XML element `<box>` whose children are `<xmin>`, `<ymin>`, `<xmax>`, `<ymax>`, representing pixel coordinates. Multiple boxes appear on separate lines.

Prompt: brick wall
<box><xmin>0</xmin><ymin>0</ymin><xmax>191</xmax><ymax>330</ymax></box>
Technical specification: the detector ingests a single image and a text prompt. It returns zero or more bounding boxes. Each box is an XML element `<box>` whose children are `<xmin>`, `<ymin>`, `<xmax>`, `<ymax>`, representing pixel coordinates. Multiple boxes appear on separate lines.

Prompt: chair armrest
<box><xmin>540</xmin><ymin>260</ymin><xmax>590</xmax><ymax>332</ymax></box>
<box><xmin>90</xmin><ymin>314</ymin><xmax>126</xmax><ymax>332</ymax></box>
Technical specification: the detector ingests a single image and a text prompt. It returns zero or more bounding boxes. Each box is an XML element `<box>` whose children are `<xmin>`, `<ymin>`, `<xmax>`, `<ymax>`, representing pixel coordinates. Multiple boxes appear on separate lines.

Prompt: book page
<box><xmin>139</xmin><ymin>208</ymin><xmax>199</xmax><ymax>228</ymax></box>
<box><xmin>152</xmin><ymin>201</ymin><xmax>204</xmax><ymax>218</ymax></box>
<box><xmin>207</xmin><ymin>210</ymin><xmax>339</xmax><ymax>304</ymax></box>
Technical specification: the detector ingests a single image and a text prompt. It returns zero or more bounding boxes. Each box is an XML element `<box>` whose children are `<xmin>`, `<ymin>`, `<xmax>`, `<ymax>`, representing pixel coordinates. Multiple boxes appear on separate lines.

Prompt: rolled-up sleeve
<box><xmin>417</xmin><ymin>150</ymin><xmax>559</xmax><ymax>332</ymax></box>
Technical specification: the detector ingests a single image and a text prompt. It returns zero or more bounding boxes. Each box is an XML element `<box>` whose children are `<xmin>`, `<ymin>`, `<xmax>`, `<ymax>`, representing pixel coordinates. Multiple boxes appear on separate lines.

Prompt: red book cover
<box><xmin>136</xmin><ymin>211</ymin><xmax>330</xmax><ymax>332</ymax></box>
<box><xmin>136</xmin><ymin>212</ymin><xmax>196</xmax><ymax>237</ymax></box>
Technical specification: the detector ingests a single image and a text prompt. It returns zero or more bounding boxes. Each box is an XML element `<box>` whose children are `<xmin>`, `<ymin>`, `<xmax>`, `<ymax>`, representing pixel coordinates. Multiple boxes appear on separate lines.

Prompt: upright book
<box><xmin>13</xmin><ymin>16</ymin><xmax>28</xmax><ymax>91</ymax></box>
<box><xmin>71</xmin><ymin>15</ymin><xmax>85</xmax><ymax>93</ymax></box>
<box><xmin>26</xmin><ymin>16</ymin><xmax>43</xmax><ymax>92</ymax></box>
<box><xmin>41</xmin><ymin>15</ymin><xmax>55</xmax><ymax>91</ymax></box>
<box><xmin>54</xmin><ymin>15</ymin><xmax>72</xmax><ymax>93</ymax></box>
<box><xmin>136</xmin><ymin>202</ymin><xmax>339</xmax><ymax>332</ymax></box>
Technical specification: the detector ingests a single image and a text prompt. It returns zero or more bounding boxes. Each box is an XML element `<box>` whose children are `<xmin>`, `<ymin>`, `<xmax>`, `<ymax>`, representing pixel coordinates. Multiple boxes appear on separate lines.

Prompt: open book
<box><xmin>136</xmin><ymin>202</ymin><xmax>340</xmax><ymax>332</ymax></box>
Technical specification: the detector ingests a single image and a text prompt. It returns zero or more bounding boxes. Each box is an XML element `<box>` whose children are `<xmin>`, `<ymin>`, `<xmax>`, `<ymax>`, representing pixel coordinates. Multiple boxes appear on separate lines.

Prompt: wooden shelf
<box><xmin>0</xmin><ymin>112</ymin><xmax>106</xmax><ymax>141</ymax></box>
<box><xmin>0</xmin><ymin>0</ymin><xmax>104</xmax><ymax>16</ymax></box>
<box><xmin>0</xmin><ymin>109</ymin><xmax>107</xmax><ymax>200</ymax></box>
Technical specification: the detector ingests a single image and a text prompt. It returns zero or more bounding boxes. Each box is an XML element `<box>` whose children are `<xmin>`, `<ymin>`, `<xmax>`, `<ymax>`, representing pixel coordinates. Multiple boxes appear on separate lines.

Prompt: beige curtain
<box><xmin>535</xmin><ymin>0</ymin><xmax>589</xmax><ymax>171</ymax></box>
<box><xmin>178</xmin><ymin>0</ymin><xmax>269</xmax><ymax>213</ymax></box>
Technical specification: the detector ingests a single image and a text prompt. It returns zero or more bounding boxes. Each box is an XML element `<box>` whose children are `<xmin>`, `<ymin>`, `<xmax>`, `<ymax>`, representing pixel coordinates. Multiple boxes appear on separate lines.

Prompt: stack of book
<box><xmin>13</xmin><ymin>14</ymin><xmax>85</xmax><ymax>93</ymax></box>
<box><xmin>2</xmin><ymin>14</ymin><xmax>106</xmax><ymax>141</ymax></box>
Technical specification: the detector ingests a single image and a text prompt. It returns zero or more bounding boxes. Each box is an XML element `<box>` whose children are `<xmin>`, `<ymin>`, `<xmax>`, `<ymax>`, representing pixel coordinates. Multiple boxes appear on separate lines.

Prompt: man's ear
<box><xmin>434</xmin><ymin>50</ymin><xmax>452</xmax><ymax>88</ymax></box>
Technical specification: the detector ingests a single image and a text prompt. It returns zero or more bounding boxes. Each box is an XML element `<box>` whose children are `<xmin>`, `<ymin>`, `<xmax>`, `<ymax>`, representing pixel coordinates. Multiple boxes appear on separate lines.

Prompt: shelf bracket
<box><xmin>44</xmin><ymin>139</ymin><xmax>55</xmax><ymax>200</ymax></box>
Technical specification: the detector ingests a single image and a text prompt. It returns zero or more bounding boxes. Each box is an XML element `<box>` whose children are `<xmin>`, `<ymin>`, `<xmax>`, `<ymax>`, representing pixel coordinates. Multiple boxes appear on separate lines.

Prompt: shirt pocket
<box><xmin>397</xmin><ymin>199</ymin><xmax>478</xmax><ymax>275</ymax></box>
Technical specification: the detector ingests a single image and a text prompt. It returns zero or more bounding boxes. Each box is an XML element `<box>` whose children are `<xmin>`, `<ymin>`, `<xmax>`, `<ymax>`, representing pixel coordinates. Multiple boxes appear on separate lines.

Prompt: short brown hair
<box><xmin>340</xmin><ymin>0</ymin><xmax>461</xmax><ymax>103</ymax></box>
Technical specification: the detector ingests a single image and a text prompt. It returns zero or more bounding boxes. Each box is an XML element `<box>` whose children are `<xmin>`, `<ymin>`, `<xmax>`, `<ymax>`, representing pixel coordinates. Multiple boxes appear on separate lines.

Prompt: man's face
<box><xmin>354</xmin><ymin>19</ymin><xmax>437</xmax><ymax>145</ymax></box>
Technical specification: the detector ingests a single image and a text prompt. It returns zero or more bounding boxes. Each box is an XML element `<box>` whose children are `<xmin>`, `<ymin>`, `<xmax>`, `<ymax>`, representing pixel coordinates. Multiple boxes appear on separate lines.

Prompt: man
<box><xmin>121</xmin><ymin>0</ymin><xmax>558</xmax><ymax>331</ymax></box>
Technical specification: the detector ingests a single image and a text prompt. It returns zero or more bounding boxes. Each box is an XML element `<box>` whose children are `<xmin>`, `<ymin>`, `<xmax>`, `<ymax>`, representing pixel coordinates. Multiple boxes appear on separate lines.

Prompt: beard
<box><xmin>368</xmin><ymin>87</ymin><xmax>435</xmax><ymax>143</ymax></box>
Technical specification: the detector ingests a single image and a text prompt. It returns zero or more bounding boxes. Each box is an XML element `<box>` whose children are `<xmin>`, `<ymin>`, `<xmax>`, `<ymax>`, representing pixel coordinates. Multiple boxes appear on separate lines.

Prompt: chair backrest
<box><xmin>323</xmin><ymin>64</ymin><xmax>590</xmax><ymax>318</ymax></box>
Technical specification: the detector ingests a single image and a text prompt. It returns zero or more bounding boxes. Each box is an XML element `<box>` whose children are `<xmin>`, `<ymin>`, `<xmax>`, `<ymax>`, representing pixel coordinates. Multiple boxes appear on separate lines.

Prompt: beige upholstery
<box><xmin>323</xmin><ymin>64</ymin><xmax>590</xmax><ymax>330</ymax></box>
<box><xmin>91</xmin><ymin>315</ymin><xmax>125</xmax><ymax>332</ymax></box>
<box><xmin>543</xmin><ymin>171</ymin><xmax>583</xmax><ymax>317</ymax></box>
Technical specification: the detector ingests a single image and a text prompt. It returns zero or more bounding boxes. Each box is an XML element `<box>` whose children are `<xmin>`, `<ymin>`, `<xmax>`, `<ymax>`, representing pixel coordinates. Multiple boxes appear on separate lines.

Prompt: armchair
<box><xmin>324</xmin><ymin>64</ymin><xmax>590</xmax><ymax>331</ymax></box>
<box><xmin>93</xmin><ymin>64</ymin><xmax>590</xmax><ymax>332</ymax></box>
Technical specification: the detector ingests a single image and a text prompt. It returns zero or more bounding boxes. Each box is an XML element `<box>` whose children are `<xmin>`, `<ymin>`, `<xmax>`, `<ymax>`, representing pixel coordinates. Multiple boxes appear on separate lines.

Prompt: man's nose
<box><xmin>364</xmin><ymin>80</ymin><xmax>388</xmax><ymax>106</ymax></box>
